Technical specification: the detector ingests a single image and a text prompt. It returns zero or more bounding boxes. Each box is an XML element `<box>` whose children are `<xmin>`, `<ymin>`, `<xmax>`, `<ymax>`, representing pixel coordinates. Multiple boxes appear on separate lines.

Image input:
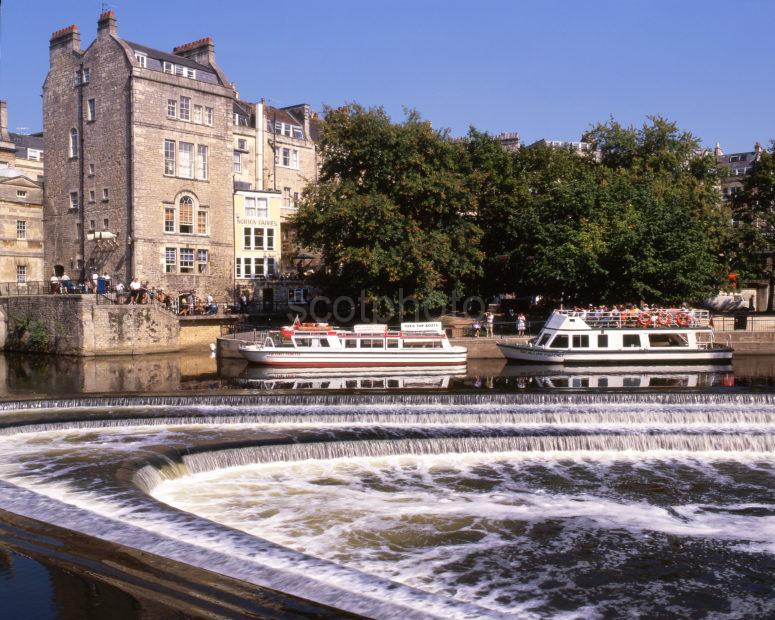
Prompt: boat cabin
<box><xmin>282</xmin><ymin>321</ymin><xmax>452</xmax><ymax>350</ymax></box>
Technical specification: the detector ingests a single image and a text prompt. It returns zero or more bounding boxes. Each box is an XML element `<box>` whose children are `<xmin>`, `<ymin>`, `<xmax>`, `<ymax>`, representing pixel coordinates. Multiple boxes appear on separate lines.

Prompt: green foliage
<box><xmin>9</xmin><ymin>314</ymin><xmax>52</xmax><ymax>352</ymax></box>
<box><xmin>292</xmin><ymin>104</ymin><xmax>483</xmax><ymax>315</ymax></box>
<box><xmin>296</xmin><ymin>106</ymin><xmax>734</xmax><ymax>310</ymax></box>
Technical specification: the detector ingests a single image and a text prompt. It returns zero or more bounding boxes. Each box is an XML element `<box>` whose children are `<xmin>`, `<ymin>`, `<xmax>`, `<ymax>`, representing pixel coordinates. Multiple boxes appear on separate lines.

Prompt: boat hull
<box><xmin>497</xmin><ymin>343</ymin><xmax>734</xmax><ymax>365</ymax></box>
<box><xmin>239</xmin><ymin>347</ymin><xmax>468</xmax><ymax>367</ymax></box>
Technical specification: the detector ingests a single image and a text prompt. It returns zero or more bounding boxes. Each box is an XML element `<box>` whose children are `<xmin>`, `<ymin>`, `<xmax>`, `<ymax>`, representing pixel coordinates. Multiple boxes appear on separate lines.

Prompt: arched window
<box><xmin>179</xmin><ymin>195</ymin><xmax>194</xmax><ymax>234</ymax></box>
<box><xmin>69</xmin><ymin>128</ymin><xmax>78</xmax><ymax>159</ymax></box>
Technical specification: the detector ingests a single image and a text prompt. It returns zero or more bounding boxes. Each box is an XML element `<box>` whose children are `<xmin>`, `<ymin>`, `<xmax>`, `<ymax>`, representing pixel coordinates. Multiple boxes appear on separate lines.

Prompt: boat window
<box><xmin>318</xmin><ymin>338</ymin><xmax>330</xmax><ymax>347</ymax></box>
<box><xmin>597</xmin><ymin>377</ymin><xmax>609</xmax><ymax>388</ymax></box>
<box><xmin>597</xmin><ymin>334</ymin><xmax>608</xmax><ymax>348</ymax></box>
<box><xmin>345</xmin><ymin>339</ymin><xmax>357</xmax><ymax>348</ymax></box>
<box><xmin>623</xmin><ymin>377</ymin><xmax>642</xmax><ymax>387</ymax></box>
<box><xmin>552</xmin><ymin>378</ymin><xmax>569</xmax><ymax>387</ymax></box>
<box><xmin>572</xmin><ymin>335</ymin><xmax>589</xmax><ymax>348</ymax></box>
<box><xmin>295</xmin><ymin>338</ymin><xmax>312</xmax><ymax>347</ymax></box>
<box><xmin>623</xmin><ymin>334</ymin><xmax>641</xmax><ymax>348</ymax></box>
<box><xmin>571</xmin><ymin>378</ymin><xmax>589</xmax><ymax>387</ymax></box>
<box><xmin>404</xmin><ymin>340</ymin><xmax>442</xmax><ymax>348</ymax></box>
<box><xmin>387</xmin><ymin>379</ymin><xmax>400</xmax><ymax>388</ymax></box>
<box><xmin>387</xmin><ymin>339</ymin><xmax>400</xmax><ymax>349</ymax></box>
<box><xmin>360</xmin><ymin>338</ymin><xmax>384</xmax><ymax>348</ymax></box>
<box><xmin>648</xmin><ymin>333</ymin><xmax>689</xmax><ymax>347</ymax></box>
<box><xmin>549</xmin><ymin>335</ymin><xmax>569</xmax><ymax>349</ymax></box>
<box><xmin>538</xmin><ymin>334</ymin><xmax>552</xmax><ymax>346</ymax></box>
<box><xmin>345</xmin><ymin>380</ymin><xmax>358</xmax><ymax>388</ymax></box>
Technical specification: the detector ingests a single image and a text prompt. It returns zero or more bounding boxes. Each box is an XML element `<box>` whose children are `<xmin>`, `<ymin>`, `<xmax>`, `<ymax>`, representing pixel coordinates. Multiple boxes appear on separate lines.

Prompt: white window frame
<box><xmin>266</xmin><ymin>228</ymin><xmax>274</xmax><ymax>251</ymax></box>
<box><xmin>233</xmin><ymin>150</ymin><xmax>241</xmax><ymax>173</ymax></box>
<box><xmin>89</xmin><ymin>189</ymin><xmax>95</xmax><ymax>202</ymax></box>
<box><xmin>193</xmin><ymin>105</ymin><xmax>203</xmax><ymax>124</ymax></box>
<box><xmin>164</xmin><ymin>206</ymin><xmax>176</xmax><ymax>233</ymax></box>
<box><xmin>164</xmin><ymin>139</ymin><xmax>176</xmax><ymax>176</ymax></box>
<box><xmin>205</xmin><ymin>107</ymin><xmax>213</xmax><ymax>126</ymax></box>
<box><xmin>82</xmin><ymin>67</ymin><xmax>90</xmax><ymax>83</ymax></box>
<box><xmin>179</xmin><ymin>96</ymin><xmax>191</xmax><ymax>121</ymax></box>
<box><xmin>87</xmin><ymin>98</ymin><xmax>96</xmax><ymax>121</ymax></box>
<box><xmin>69</xmin><ymin>128</ymin><xmax>78</xmax><ymax>159</ymax></box>
<box><xmin>196</xmin><ymin>208</ymin><xmax>208</xmax><ymax>235</ymax></box>
<box><xmin>167</xmin><ymin>99</ymin><xmax>177</xmax><ymax>118</ymax></box>
<box><xmin>163</xmin><ymin>61</ymin><xmax>174</xmax><ymax>74</ymax></box>
<box><xmin>102</xmin><ymin>188</ymin><xmax>109</xmax><ymax>200</ymax></box>
<box><xmin>197</xmin><ymin>144</ymin><xmax>208</xmax><ymax>180</ymax></box>
<box><xmin>257</xmin><ymin>197</ymin><xmax>268</xmax><ymax>218</ymax></box>
<box><xmin>165</xmin><ymin>247</ymin><xmax>177</xmax><ymax>273</ymax></box>
<box><xmin>16</xmin><ymin>220</ymin><xmax>26</xmax><ymax>240</ymax></box>
<box><xmin>180</xmin><ymin>248</ymin><xmax>195</xmax><ymax>273</ymax></box>
<box><xmin>16</xmin><ymin>265</ymin><xmax>27</xmax><ymax>284</ymax></box>
<box><xmin>26</xmin><ymin>149</ymin><xmax>40</xmax><ymax>161</ymax></box>
<box><xmin>179</xmin><ymin>195</ymin><xmax>195</xmax><ymax>234</ymax></box>
<box><xmin>178</xmin><ymin>142</ymin><xmax>194</xmax><ymax>178</ymax></box>
<box><xmin>16</xmin><ymin>190</ymin><xmax>27</xmax><ymax>199</ymax></box>
<box><xmin>69</xmin><ymin>191</ymin><xmax>79</xmax><ymax>210</ymax></box>
<box><xmin>235</xmin><ymin>257</ymin><xmax>242</xmax><ymax>278</ymax></box>
<box><xmin>244</xmin><ymin>196</ymin><xmax>257</xmax><ymax>218</ymax></box>
<box><xmin>197</xmin><ymin>249</ymin><xmax>208</xmax><ymax>273</ymax></box>
<box><xmin>135</xmin><ymin>52</ymin><xmax>147</xmax><ymax>68</ymax></box>
<box><xmin>237</xmin><ymin>138</ymin><xmax>247</xmax><ymax>151</ymax></box>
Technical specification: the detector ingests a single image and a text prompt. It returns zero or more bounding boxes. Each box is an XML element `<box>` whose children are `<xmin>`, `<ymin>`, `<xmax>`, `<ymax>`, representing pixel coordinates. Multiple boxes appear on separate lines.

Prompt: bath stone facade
<box><xmin>0</xmin><ymin>101</ymin><xmax>45</xmax><ymax>285</ymax></box>
<box><xmin>43</xmin><ymin>11</ymin><xmax>236</xmax><ymax>299</ymax></box>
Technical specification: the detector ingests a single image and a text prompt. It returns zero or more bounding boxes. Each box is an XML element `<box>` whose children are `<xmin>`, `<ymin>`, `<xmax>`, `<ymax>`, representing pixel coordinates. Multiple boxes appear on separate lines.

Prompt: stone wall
<box><xmin>0</xmin><ymin>295</ymin><xmax>179</xmax><ymax>356</ymax></box>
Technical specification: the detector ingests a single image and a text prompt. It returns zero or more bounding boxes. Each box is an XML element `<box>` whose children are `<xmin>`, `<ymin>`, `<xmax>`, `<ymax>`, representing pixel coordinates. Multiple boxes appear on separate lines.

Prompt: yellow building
<box><xmin>233</xmin><ymin>189</ymin><xmax>282</xmax><ymax>286</ymax></box>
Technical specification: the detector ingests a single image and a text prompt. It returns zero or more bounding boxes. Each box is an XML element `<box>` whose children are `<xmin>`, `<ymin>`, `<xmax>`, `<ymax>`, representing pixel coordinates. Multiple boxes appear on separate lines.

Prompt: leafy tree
<box><xmin>292</xmin><ymin>105</ymin><xmax>482</xmax><ymax>317</ymax></box>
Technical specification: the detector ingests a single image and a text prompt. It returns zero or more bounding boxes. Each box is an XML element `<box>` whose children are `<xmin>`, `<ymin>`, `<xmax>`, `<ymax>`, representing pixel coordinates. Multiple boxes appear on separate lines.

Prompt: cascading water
<box><xmin>0</xmin><ymin>393</ymin><xmax>774</xmax><ymax>618</ymax></box>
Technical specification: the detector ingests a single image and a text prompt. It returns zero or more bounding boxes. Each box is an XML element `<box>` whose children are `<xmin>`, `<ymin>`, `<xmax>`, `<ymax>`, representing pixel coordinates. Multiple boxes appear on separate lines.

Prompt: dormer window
<box><xmin>27</xmin><ymin>149</ymin><xmax>40</xmax><ymax>161</ymax></box>
<box><xmin>163</xmin><ymin>61</ymin><xmax>174</xmax><ymax>74</ymax></box>
<box><xmin>135</xmin><ymin>52</ymin><xmax>147</xmax><ymax>68</ymax></box>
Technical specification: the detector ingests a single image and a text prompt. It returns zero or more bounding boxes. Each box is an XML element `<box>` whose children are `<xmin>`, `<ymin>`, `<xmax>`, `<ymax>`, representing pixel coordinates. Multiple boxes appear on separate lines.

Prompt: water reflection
<box><xmin>1</xmin><ymin>352</ymin><xmax>774</xmax><ymax>397</ymax></box>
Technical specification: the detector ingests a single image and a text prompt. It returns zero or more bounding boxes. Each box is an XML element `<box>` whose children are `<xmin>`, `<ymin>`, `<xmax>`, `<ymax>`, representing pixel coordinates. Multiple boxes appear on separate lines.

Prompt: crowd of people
<box><xmin>471</xmin><ymin>310</ymin><xmax>527</xmax><ymax>337</ymax></box>
<box><xmin>48</xmin><ymin>271</ymin><xmax>220</xmax><ymax>316</ymax></box>
<box><xmin>563</xmin><ymin>303</ymin><xmax>698</xmax><ymax>327</ymax></box>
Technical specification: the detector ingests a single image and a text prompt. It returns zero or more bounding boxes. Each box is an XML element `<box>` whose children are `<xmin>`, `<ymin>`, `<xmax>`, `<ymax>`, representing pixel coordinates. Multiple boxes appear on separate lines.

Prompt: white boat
<box><xmin>239</xmin><ymin>321</ymin><xmax>467</xmax><ymax>367</ymax></box>
<box><xmin>498</xmin><ymin>308</ymin><xmax>733</xmax><ymax>365</ymax></box>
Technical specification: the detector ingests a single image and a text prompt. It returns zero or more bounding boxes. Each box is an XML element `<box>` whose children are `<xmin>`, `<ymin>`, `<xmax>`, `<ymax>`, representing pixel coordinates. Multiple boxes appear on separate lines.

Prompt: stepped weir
<box><xmin>0</xmin><ymin>392</ymin><xmax>774</xmax><ymax>617</ymax></box>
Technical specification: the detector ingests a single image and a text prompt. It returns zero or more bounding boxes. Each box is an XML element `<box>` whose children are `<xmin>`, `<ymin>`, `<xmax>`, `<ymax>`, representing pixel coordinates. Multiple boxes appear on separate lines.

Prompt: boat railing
<box><xmin>554</xmin><ymin>308</ymin><xmax>711</xmax><ymax>328</ymax></box>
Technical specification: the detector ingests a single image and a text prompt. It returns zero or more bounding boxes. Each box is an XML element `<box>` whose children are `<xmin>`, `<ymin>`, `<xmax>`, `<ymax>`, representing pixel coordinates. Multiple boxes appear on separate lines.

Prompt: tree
<box><xmin>292</xmin><ymin>105</ymin><xmax>482</xmax><ymax>317</ymax></box>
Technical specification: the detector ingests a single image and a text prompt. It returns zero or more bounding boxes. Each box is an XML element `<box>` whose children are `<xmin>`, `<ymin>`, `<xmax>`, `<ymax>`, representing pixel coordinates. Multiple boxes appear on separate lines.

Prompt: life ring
<box><xmin>637</xmin><ymin>312</ymin><xmax>652</xmax><ymax>327</ymax></box>
<box><xmin>657</xmin><ymin>311</ymin><xmax>672</xmax><ymax>327</ymax></box>
<box><xmin>675</xmin><ymin>312</ymin><xmax>690</xmax><ymax>327</ymax></box>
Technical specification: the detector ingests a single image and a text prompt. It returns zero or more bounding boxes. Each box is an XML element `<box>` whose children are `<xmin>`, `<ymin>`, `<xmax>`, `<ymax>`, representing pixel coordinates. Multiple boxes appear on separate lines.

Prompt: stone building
<box><xmin>43</xmin><ymin>11</ymin><xmax>236</xmax><ymax>298</ymax></box>
<box><xmin>9</xmin><ymin>132</ymin><xmax>44</xmax><ymax>183</ymax></box>
<box><xmin>714</xmin><ymin>142</ymin><xmax>763</xmax><ymax>203</ymax></box>
<box><xmin>0</xmin><ymin>101</ymin><xmax>44</xmax><ymax>285</ymax></box>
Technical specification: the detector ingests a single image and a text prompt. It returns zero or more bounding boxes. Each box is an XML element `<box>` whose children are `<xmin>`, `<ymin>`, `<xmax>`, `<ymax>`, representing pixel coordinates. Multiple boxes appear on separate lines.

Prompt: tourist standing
<box><xmin>129</xmin><ymin>277</ymin><xmax>141</xmax><ymax>304</ymax></box>
<box><xmin>517</xmin><ymin>313</ymin><xmax>526</xmax><ymax>337</ymax></box>
<box><xmin>60</xmin><ymin>272</ymin><xmax>71</xmax><ymax>293</ymax></box>
<box><xmin>49</xmin><ymin>273</ymin><xmax>60</xmax><ymax>294</ymax></box>
<box><xmin>484</xmin><ymin>311</ymin><xmax>494</xmax><ymax>337</ymax></box>
<box><xmin>472</xmin><ymin>318</ymin><xmax>481</xmax><ymax>338</ymax></box>
<box><xmin>206</xmin><ymin>294</ymin><xmax>217</xmax><ymax>315</ymax></box>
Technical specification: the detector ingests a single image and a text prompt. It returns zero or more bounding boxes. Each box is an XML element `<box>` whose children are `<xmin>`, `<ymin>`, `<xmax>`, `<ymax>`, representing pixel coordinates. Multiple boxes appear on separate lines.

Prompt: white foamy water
<box><xmin>154</xmin><ymin>451</ymin><xmax>775</xmax><ymax>616</ymax></box>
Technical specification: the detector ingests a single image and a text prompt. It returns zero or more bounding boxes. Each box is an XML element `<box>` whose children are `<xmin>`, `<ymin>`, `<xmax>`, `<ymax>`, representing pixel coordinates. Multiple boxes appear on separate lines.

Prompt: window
<box><xmin>283</xmin><ymin>187</ymin><xmax>292</xmax><ymax>207</ymax></box>
<box><xmin>267</xmin><ymin>257</ymin><xmax>276</xmax><ymax>275</ymax></box>
<box><xmin>167</xmin><ymin>99</ymin><xmax>177</xmax><ymax>118</ymax></box>
<box><xmin>164</xmin><ymin>207</ymin><xmax>175</xmax><ymax>233</ymax></box>
<box><xmin>293</xmin><ymin>126</ymin><xmax>303</xmax><ymax>139</ymax></box>
<box><xmin>178</xmin><ymin>142</ymin><xmax>193</xmax><ymax>178</ymax></box>
<box><xmin>255</xmin><ymin>257</ymin><xmax>265</xmax><ymax>277</ymax></box>
<box><xmin>549</xmin><ymin>335</ymin><xmax>569</xmax><ymax>349</ymax></box>
<box><xmin>235</xmin><ymin>257</ymin><xmax>242</xmax><ymax>278</ymax></box>
<box><xmin>175</xmin><ymin>65</ymin><xmax>185</xmax><ymax>77</ymax></box>
<box><xmin>291</xmin><ymin>149</ymin><xmax>299</xmax><ymax>169</ymax></box>
<box><xmin>135</xmin><ymin>52</ymin><xmax>147</xmax><ymax>67</ymax></box>
<box><xmin>163</xmin><ymin>61</ymin><xmax>174</xmax><ymax>74</ymax></box>
<box><xmin>88</xmin><ymin>163</ymin><xmax>95</xmax><ymax>175</ymax></box>
<box><xmin>16</xmin><ymin>190</ymin><xmax>27</xmax><ymax>198</ymax></box>
<box><xmin>243</xmin><ymin>255</ymin><xmax>252</xmax><ymax>277</ymax></box>
<box><xmin>243</xmin><ymin>226</ymin><xmax>251</xmax><ymax>250</ymax></box>
<box><xmin>293</xmin><ymin>192</ymin><xmax>299</xmax><ymax>207</ymax></box>
<box><xmin>281</xmin><ymin>147</ymin><xmax>290</xmax><ymax>167</ymax></box>
<box><xmin>89</xmin><ymin>189</ymin><xmax>95</xmax><ymax>202</ymax></box>
<box><xmin>69</xmin><ymin>191</ymin><xmax>79</xmax><ymax>210</ymax></box>
<box><xmin>266</xmin><ymin>228</ymin><xmax>274</xmax><ymax>251</ymax></box>
<box><xmin>194</xmin><ymin>105</ymin><xmax>202</xmax><ymax>124</ymax></box>
<box><xmin>254</xmin><ymin>228</ymin><xmax>264</xmax><ymax>250</ymax></box>
<box><xmin>197</xmin><ymin>249</ymin><xmax>208</xmax><ymax>273</ymax></box>
<box><xmin>82</xmin><ymin>68</ymin><xmax>90</xmax><ymax>83</ymax></box>
<box><xmin>648</xmin><ymin>333</ymin><xmax>689</xmax><ymax>348</ymax></box>
<box><xmin>197</xmin><ymin>209</ymin><xmax>207</xmax><ymax>234</ymax></box>
<box><xmin>237</xmin><ymin>138</ymin><xmax>247</xmax><ymax>150</ymax></box>
<box><xmin>233</xmin><ymin>150</ymin><xmax>241</xmax><ymax>173</ymax></box>
<box><xmin>89</xmin><ymin>219</ymin><xmax>95</xmax><ymax>231</ymax></box>
<box><xmin>165</xmin><ymin>247</ymin><xmax>176</xmax><ymax>273</ymax></box>
<box><xmin>197</xmin><ymin>145</ymin><xmax>208</xmax><ymax>180</ymax></box>
<box><xmin>87</xmin><ymin>98</ymin><xmax>96</xmax><ymax>121</ymax></box>
<box><xmin>74</xmin><ymin>69</ymin><xmax>81</xmax><ymax>86</ymax></box>
<box><xmin>16</xmin><ymin>265</ymin><xmax>26</xmax><ymax>284</ymax></box>
<box><xmin>103</xmin><ymin>218</ymin><xmax>109</xmax><ymax>229</ymax></box>
<box><xmin>597</xmin><ymin>334</ymin><xmax>608</xmax><ymax>348</ymax></box>
<box><xmin>27</xmin><ymin>149</ymin><xmax>41</xmax><ymax>161</ymax></box>
<box><xmin>572</xmin><ymin>335</ymin><xmax>589</xmax><ymax>348</ymax></box>
<box><xmin>179</xmin><ymin>196</ymin><xmax>194</xmax><ymax>233</ymax></box>
<box><xmin>102</xmin><ymin>188</ymin><xmax>109</xmax><ymax>200</ymax></box>
<box><xmin>180</xmin><ymin>248</ymin><xmax>194</xmax><ymax>273</ymax></box>
<box><xmin>69</xmin><ymin>128</ymin><xmax>78</xmax><ymax>158</ymax></box>
<box><xmin>256</xmin><ymin>198</ymin><xmax>268</xmax><ymax>217</ymax></box>
<box><xmin>179</xmin><ymin>96</ymin><xmax>190</xmax><ymax>121</ymax></box>
<box><xmin>16</xmin><ymin>220</ymin><xmax>26</xmax><ymax>240</ymax></box>
<box><xmin>205</xmin><ymin>107</ymin><xmax>213</xmax><ymax>126</ymax></box>
<box><xmin>76</xmin><ymin>222</ymin><xmax>82</xmax><ymax>238</ymax></box>
<box><xmin>623</xmin><ymin>334</ymin><xmax>641</xmax><ymax>348</ymax></box>
<box><xmin>244</xmin><ymin>197</ymin><xmax>256</xmax><ymax>217</ymax></box>
<box><xmin>164</xmin><ymin>140</ymin><xmax>176</xmax><ymax>175</ymax></box>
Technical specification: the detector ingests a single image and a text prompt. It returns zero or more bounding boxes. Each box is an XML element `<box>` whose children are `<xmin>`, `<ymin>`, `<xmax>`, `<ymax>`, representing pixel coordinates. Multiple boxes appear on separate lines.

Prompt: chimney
<box><xmin>173</xmin><ymin>37</ymin><xmax>215</xmax><ymax>67</ymax></box>
<box><xmin>49</xmin><ymin>25</ymin><xmax>81</xmax><ymax>61</ymax></box>
<box><xmin>97</xmin><ymin>10</ymin><xmax>117</xmax><ymax>38</ymax></box>
<box><xmin>713</xmin><ymin>142</ymin><xmax>723</xmax><ymax>158</ymax></box>
<box><xmin>755</xmin><ymin>142</ymin><xmax>763</xmax><ymax>156</ymax></box>
<box><xmin>0</xmin><ymin>101</ymin><xmax>16</xmax><ymax>157</ymax></box>
<box><xmin>302</xmin><ymin>104</ymin><xmax>311</xmax><ymax>140</ymax></box>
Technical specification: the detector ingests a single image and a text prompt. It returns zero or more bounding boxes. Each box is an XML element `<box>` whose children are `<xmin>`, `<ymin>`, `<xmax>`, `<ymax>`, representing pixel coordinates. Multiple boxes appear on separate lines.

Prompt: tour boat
<box><xmin>498</xmin><ymin>308</ymin><xmax>733</xmax><ymax>365</ymax></box>
<box><xmin>239</xmin><ymin>321</ymin><xmax>467</xmax><ymax>367</ymax></box>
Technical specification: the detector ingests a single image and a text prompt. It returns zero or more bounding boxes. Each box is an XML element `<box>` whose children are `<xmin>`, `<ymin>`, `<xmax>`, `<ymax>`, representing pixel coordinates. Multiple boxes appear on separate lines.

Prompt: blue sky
<box><xmin>1</xmin><ymin>0</ymin><xmax>773</xmax><ymax>151</ymax></box>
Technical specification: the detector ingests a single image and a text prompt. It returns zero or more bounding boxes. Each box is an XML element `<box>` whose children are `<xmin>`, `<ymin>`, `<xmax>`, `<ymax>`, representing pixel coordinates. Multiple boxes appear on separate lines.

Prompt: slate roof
<box><xmin>125</xmin><ymin>40</ymin><xmax>210</xmax><ymax>72</ymax></box>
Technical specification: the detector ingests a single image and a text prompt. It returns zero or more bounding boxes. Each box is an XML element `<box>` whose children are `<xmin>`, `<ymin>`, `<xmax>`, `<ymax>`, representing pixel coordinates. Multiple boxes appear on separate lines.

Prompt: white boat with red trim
<box><xmin>239</xmin><ymin>321</ymin><xmax>467</xmax><ymax>367</ymax></box>
<box><xmin>498</xmin><ymin>308</ymin><xmax>733</xmax><ymax>365</ymax></box>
